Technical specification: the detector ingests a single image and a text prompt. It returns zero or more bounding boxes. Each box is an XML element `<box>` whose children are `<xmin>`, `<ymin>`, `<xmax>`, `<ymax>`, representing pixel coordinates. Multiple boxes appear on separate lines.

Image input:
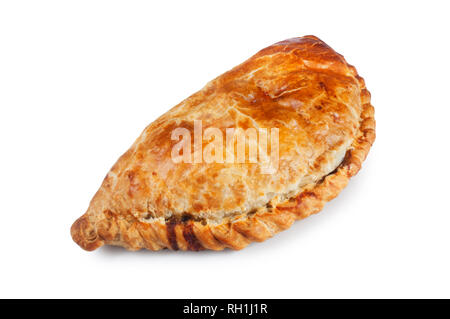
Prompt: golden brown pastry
<box><xmin>71</xmin><ymin>35</ymin><xmax>375</xmax><ymax>251</ymax></box>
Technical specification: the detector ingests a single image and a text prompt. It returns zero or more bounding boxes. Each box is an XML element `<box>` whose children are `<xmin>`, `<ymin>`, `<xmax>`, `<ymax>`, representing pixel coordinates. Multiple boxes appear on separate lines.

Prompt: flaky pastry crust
<box><xmin>71</xmin><ymin>36</ymin><xmax>375</xmax><ymax>251</ymax></box>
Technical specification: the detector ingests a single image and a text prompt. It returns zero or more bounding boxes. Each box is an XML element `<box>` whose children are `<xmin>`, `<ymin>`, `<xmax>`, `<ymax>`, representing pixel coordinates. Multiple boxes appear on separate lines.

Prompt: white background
<box><xmin>1</xmin><ymin>0</ymin><xmax>449</xmax><ymax>298</ymax></box>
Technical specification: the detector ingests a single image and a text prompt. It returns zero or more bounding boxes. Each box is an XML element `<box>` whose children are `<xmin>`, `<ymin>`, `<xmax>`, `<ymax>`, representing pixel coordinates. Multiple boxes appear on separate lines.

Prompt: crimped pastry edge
<box><xmin>70</xmin><ymin>69</ymin><xmax>375</xmax><ymax>252</ymax></box>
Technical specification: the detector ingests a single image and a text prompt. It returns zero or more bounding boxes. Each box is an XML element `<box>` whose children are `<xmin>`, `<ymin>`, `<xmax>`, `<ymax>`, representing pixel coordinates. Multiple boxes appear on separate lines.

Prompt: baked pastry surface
<box><xmin>71</xmin><ymin>36</ymin><xmax>375</xmax><ymax>251</ymax></box>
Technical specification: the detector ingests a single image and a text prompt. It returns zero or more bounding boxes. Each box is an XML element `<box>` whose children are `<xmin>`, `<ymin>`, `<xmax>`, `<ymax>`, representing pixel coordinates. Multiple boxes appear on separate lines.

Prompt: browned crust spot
<box><xmin>182</xmin><ymin>223</ymin><xmax>204</xmax><ymax>251</ymax></box>
<box><xmin>165</xmin><ymin>219</ymin><xmax>179</xmax><ymax>250</ymax></box>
